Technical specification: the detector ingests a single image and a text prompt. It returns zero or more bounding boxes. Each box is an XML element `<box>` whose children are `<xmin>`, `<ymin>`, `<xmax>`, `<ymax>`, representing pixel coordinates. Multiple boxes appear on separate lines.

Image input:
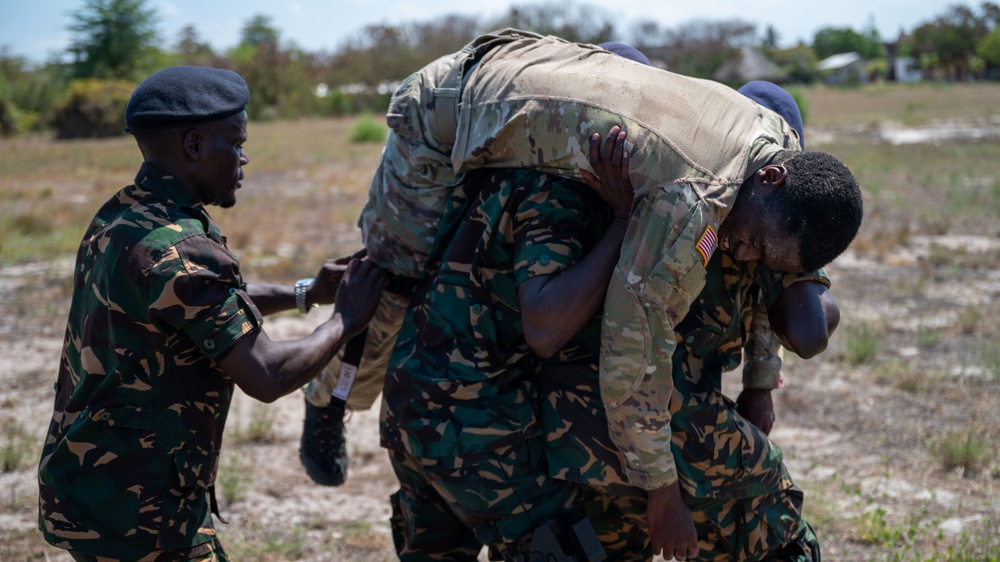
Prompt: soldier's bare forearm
<box><xmin>218</xmin><ymin>315</ymin><xmax>353</xmax><ymax>403</ymax></box>
<box><xmin>245</xmin><ymin>281</ymin><xmax>297</xmax><ymax>316</ymax></box>
<box><xmin>520</xmin><ymin>218</ymin><xmax>628</xmax><ymax>358</ymax></box>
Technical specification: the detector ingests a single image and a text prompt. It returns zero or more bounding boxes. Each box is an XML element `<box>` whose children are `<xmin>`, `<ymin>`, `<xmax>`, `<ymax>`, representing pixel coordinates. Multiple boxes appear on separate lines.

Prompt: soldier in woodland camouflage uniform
<box><xmin>37</xmin><ymin>66</ymin><xmax>385</xmax><ymax>562</ymax></box>
<box><xmin>383</xmin><ymin>126</ymin><xmax>634</xmax><ymax>561</ymax></box>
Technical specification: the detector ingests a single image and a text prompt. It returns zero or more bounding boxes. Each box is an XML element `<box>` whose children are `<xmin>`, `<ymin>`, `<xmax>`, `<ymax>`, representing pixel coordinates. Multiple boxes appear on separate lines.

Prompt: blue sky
<box><xmin>1</xmin><ymin>0</ymin><xmax>955</xmax><ymax>64</ymax></box>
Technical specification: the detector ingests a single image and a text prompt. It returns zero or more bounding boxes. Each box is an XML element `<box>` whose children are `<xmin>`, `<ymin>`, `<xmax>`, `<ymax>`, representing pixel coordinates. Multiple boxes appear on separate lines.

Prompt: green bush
<box><xmin>349</xmin><ymin>113</ymin><xmax>387</xmax><ymax>143</ymax></box>
<box><xmin>51</xmin><ymin>78</ymin><xmax>135</xmax><ymax>139</ymax></box>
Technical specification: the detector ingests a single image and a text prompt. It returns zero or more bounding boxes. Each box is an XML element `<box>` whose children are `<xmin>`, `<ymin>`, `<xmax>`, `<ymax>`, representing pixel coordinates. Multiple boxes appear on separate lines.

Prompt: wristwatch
<box><xmin>294</xmin><ymin>278</ymin><xmax>314</xmax><ymax>315</ymax></box>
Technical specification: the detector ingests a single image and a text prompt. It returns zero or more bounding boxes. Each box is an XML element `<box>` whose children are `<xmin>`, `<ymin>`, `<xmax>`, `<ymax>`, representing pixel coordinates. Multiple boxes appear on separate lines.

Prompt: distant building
<box><xmin>884</xmin><ymin>35</ymin><xmax>922</xmax><ymax>83</ymax></box>
<box><xmin>892</xmin><ymin>57</ymin><xmax>923</xmax><ymax>83</ymax></box>
<box><xmin>712</xmin><ymin>46</ymin><xmax>787</xmax><ymax>85</ymax></box>
<box><xmin>818</xmin><ymin>52</ymin><xmax>868</xmax><ymax>85</ymax></box>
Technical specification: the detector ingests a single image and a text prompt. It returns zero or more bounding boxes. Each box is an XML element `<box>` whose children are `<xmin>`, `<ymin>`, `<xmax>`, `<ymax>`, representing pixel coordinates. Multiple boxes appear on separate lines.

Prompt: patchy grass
<box><xmin>930</xmin><ymin>428</ymin><xmax>994</xmax><ymax>476</ymax></box>
<box><xmin>981</xmin><ymin>345</ymin><xmax>1000</xmax><ymax>381</ymax></box>
<box><xmin>0</xmin><ymin>117</ymin><xmax>382</xmax><ymax>280</ymax></box>
<box><xmin>1</xmin><ymin>418</ymin><xmax>36</xmax><ymax>473</ymax></box>
<box><xmin>220</xmin><ymin>523</ymin><xmax>308</xmax><ymax>561</ymax></box>
<box><xmin>805</xmin><ymin>82</ymin><xmax>1000</xmax><ymax>128</ymax></box>
<box><xmin>228</xmin><ymin>401</ymin><xmax>278</xmax><ymax>445</ymax></box>
<box><xmin>843</xmin><ymin>321</ymin><xmax>884</xmax><ymax>366</ymax></box>
<box><xmin>218</xmin><ymin>452</ymin><xmax>254</xmax><ymax>506</ymax></box>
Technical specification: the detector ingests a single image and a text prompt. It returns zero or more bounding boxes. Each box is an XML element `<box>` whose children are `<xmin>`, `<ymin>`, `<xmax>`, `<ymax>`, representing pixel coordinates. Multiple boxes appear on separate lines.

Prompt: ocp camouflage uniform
<box><xmin>540</xmin><ymin>249</ymin><xmax>827</xmax><ymax>561</ymax></box>
<box><xmin>382</xmin><ymin>168</ymin><xmax>611</xmax><ymax>561</ymax></box>
<box><xmin>358</xmin><ymin>28</ymin><xmax>804</xmax><ymax>491</ymax></box>
<box><xmin>38</xmin><ymin>164</ymin><xmax>262</xmax><ymax>560</ymax></box>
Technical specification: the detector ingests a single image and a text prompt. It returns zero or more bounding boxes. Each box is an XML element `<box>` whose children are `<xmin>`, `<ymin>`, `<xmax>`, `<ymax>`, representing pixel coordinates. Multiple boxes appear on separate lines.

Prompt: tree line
<box><xmin>2</xmin><ymin>0</ymin><xmax>999</xmax><ymax>139</ymax></box>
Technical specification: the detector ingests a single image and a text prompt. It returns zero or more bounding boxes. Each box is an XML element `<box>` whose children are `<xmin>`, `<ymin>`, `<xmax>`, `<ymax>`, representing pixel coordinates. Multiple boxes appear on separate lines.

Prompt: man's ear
<box><xmin>756</xmin><ymin>164</ymin><xmax>787</xmax><ymax>190</ymax></box>
<box><xmin>182</xmin><ymin>129</ymin><xmax>202</xmax><ymax>161</ymax></box>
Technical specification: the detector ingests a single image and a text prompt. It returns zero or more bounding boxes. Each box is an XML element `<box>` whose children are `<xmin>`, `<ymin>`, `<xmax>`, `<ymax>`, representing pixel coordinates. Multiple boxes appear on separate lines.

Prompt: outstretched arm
<box><xmin>219</xmin><ymin>259</ymin><xmax>385</xmax><ymax>402</ymax></box>
<box><xmin>246</xmin><ymin>249</ymin><xmax>367</xmax><ymax>317</ymax></box>
<box><xmin>738</xmin><ymin>280</ymin><xmax>840</xmax><ymax>433</ymax></box>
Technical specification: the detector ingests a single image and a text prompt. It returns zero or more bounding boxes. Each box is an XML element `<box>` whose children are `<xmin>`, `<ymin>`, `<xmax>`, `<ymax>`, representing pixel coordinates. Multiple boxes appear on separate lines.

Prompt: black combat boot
<box><xmin>299</xmin><ymin>397</ymin><xmax>348</xmax><ymax>486</ymax></box>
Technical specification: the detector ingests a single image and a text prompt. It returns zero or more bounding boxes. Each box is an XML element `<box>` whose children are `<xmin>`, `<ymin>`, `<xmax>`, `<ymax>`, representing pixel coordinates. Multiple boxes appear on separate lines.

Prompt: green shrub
<box><xmin>786</xmin><ymin>85</ymin><xmax>809</xmax><ymax>125</ymax></box>
<box><xmin>51</xmin><ymin>78</ymin><xmax>135</xmax><ymax>139</ymax></box>
<box><xmin>0</xmin><ymin>96</ymin><xmax>15</xmax><ymax>137</ymax></box>
<box><xmin>349</xmin><ymin>113</ymin><xmax>387</xmax><ymax>143</ymax></box>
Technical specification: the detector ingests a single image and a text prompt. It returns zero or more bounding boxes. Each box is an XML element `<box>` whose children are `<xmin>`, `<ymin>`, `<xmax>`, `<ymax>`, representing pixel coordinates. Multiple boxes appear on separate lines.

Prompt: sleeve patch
<box><xmin>695</xmin><ymin>225</ymin><xmax>717</xmax><ymax>267</ymax></box>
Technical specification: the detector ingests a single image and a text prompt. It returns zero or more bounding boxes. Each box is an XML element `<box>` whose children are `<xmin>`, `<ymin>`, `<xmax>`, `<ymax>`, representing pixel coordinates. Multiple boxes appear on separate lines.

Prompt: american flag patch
<box><xmin>695</xmin><ymin>225</ymin><xmax>717</xmax><ymax>266</ymax></box>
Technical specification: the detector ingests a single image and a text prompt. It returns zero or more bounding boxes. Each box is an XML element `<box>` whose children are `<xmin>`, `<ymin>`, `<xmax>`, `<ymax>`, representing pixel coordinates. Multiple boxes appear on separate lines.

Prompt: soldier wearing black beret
<box><xmin>38</xmin><ymin>66</ymin><xmax>386</xmax><ymax>561</ymax></box>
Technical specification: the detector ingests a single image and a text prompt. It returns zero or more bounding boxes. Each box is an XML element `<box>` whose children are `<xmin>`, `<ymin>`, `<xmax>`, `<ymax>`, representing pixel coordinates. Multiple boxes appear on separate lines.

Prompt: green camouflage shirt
<box><xmin>380</xmin><ymin>168</ymin><xmax>610</xmax><ymax>458</ymax></box>
<box><xmin>38</xmin><ymin>164</ymin><xmax>262</xmax><ymax>558</ymax></box>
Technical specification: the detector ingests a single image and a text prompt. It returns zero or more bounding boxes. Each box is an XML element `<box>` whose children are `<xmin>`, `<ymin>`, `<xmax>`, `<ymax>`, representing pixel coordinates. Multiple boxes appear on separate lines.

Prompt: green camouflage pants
<box><xmin>685</xmin><ymin>485</ymin><xmax>819</xmax><ymax>562</ymax></box>
<box><xmin>538</xmin><ymin>363</ymin><xmax>816</xmax><ymax>561</ymax></box>
<box><xmin>582</xmin><ymin>484</ymin><xmax>817</xmax><ymax>561</ymax></box>
<box><xmin>68</xmin><ymin>539</ymin><xmax>229</xmax><ymax>562</ymax></box>
<box><xmin>388</xmin><ymin>439</ymin><xmax>589</xmax><ymax>561</ymax></box>
<box><xmin>578</xmin><ymin>483</ymin><xmax>651</xmax><ymax>561</ymax></box>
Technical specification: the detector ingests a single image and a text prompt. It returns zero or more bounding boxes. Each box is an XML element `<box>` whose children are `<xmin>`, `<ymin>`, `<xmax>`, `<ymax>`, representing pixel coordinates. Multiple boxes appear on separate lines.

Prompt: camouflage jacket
<box><xmin>380</xmin><ymin>168</ymin><xmax>610</xmax><ymax>458</ymax></box>
<box><xmin>38</xmin><ymin>164</ymin><xmax>262</xmax><ymax>558</ymax></box>
<box><xmin>360</xmin><ymin>29</ymin><xmax>803</xmax><ymax>489</ymax></box>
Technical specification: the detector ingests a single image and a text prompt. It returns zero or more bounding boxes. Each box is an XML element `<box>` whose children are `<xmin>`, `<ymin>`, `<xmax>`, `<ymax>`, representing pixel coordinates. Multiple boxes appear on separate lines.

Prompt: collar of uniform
<box><xmin>132</xmin><ymin>162</ymin><xmax>222</xmax><ymax>241</ymax></box>
<box><xmin>133</xmin><ymin>162</ymin><xmax>204</xmax><ymax>212</ymax></box>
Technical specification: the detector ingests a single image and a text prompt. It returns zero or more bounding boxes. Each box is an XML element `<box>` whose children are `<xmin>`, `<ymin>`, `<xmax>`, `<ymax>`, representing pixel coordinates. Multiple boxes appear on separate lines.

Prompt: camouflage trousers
<box><xmin>537</xmin><ymin>363</ymin><xmax>816</xmax><ymax>561</ymax></box>
<box><xmin>579</xmin><ymin>483</ymin><xmax>651</xmax><ymax>561</ymax></box>
<box><xmin>388</xmin><ymin>439</ymin><xmax>589</xmax><ymax>562</ymax></box>
<box><xmin>67</xmin><ymin>539</ymin><xmax>229</xmax><ymax>562</ymax></box>
<box><xmin>303</xmin><ymin>289</ymin><xmax>409</xmax><ymax>410</ymax></box>
<box><xmin>683</xmin><ymin>485</ymin><xmax>818</xmax><ymax>562</ymax></box>
<box><xmin>582</xmin><ymin>483</ymin><xmax>817</xmax><ymax>562</ymax></box>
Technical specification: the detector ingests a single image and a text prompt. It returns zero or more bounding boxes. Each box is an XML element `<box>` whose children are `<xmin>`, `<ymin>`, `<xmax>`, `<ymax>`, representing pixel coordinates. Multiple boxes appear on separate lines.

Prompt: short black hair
<box><xmin>131</xmin><ymin>126</ymin><xmax>186</xmax><ymax>160</ymax></box>
<box><xmin>773</xmin><ymin>150</ymin><xmax>864</xmax><ymax>271</ymax></box>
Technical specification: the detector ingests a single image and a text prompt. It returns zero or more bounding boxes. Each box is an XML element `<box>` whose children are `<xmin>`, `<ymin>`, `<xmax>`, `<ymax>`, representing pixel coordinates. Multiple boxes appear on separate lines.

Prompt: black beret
<box><xmin>125</xmin><ymin>66</ymin><xmax>250</xmax><ymax>133</ymax></box>
<box><xmin>738</xmin><ymin>81</ymin><xmax>805</xmax><ymax>150</ymax></box>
